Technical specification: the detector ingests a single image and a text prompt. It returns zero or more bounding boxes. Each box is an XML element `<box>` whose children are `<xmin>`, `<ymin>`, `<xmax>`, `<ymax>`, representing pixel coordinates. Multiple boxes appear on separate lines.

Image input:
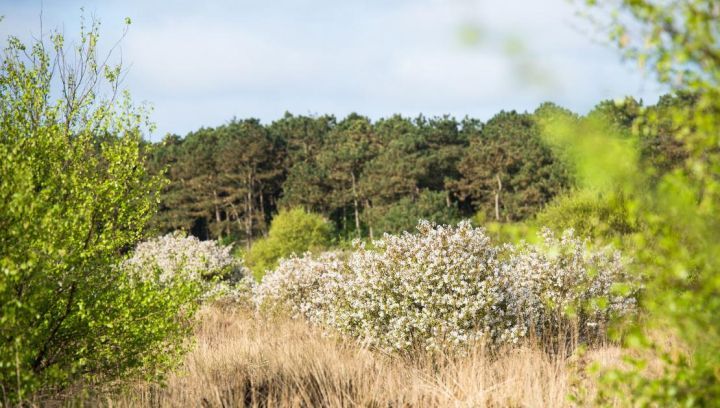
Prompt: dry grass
<box><xmin>50</xmin><ymin>305</ymin><xmax>625</xmax><ymax>407</ymax></box>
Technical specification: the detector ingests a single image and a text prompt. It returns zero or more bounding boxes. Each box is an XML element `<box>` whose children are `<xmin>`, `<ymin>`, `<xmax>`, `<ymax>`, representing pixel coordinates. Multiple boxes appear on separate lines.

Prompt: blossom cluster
<box><xmin>500</xmin><ymin>228</ymin><xmax>637</xmax><ymax>341</ymax></box>
<box><xmin>254</xmin><ymin>221</ymin><xmax>637</xmax><ymax>353</ymax></box>
<box><xmin>253</xmin><ymin>251</ymin><xmax>346</xmax><ymax>320</ymax></box>
<box><xmin>124</xmin><ymin>231</ymin><xmax>247</xmax><ymax>289</ymax></box>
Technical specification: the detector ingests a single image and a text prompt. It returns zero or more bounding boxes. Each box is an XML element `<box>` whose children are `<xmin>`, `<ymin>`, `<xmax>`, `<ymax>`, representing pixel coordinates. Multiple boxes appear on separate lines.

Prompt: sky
<box><xmin>1</xmin><ymin>0</ymin><xmax>666</xmax><ymax>140</ymax></box>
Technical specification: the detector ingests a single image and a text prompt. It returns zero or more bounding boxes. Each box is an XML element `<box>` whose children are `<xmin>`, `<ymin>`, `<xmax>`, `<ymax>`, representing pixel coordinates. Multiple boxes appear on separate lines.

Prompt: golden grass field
<box><xmin>36</xmin><ymin>304</ymin><xmax>632</xmax><ymax>407</ymax></box>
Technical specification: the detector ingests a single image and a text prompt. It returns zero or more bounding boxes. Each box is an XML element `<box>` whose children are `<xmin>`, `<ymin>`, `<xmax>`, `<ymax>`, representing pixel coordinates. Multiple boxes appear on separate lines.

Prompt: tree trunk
<box><xmin>351</xmin><ymin>171</ymin><xmax>360</xmax><ymax>238</ymax></box>
<box><xmin>494</xmin><ymin>174</ymin><xmax>502</xmax><ymax>221</ymax></box>
<box><xmin>229</xmin><ymin>202</ymin><xmax>244</xmax><ymax>232</ymax></box>
<box><xmin>246</xmin><ymin>174</ymin><xmax>253</xmax><ymax>249</ymax></box>
<box><xmin>365</xmin><ymin>199</ymin><xmax>374</xmax><ymax>240</ymax></box>
<box><xmin>259</xmin><ymin>190</ymin><xmax>266</xmax><ymax>234</ymax></box>
<box><xmin>213</xmin><ymin>189</ymin><xmax>222</xmax><ymax>240</ymax></box>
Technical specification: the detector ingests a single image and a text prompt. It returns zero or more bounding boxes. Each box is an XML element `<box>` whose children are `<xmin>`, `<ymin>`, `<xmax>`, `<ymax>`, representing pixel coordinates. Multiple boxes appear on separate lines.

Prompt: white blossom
<box><xmin>254</xmin><ymin>221</ymin><xmax>638</xmax><ymax>353</ymax></box>
<box><xmin>124</xmin><ymin>231</ymin><xmax>249</xmax><ymax>301</ymax></box>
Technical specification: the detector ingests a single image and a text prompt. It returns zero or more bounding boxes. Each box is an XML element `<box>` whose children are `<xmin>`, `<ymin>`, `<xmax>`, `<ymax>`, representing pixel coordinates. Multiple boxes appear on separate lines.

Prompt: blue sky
<box><xmin>2</xmin><ymin>0</ymin><xmax>666</xmax><ymax>140</ymax></box>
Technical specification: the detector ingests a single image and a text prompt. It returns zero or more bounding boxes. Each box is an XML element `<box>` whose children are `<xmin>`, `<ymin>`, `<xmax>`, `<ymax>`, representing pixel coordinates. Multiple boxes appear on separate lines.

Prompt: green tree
<box><xmin>451</xmin><ymin>111</ymin><xmax>570</xmax><ymax>222</ymax></box>
<box><xmin>360</xmin><ymin>115</ymin><xmax>425</xmax><ymax>205</ymax></box>
<box><xmin>358</xmin><ymin>115</ymin><xmax>427</xmax><ymax>237</ymax></box>
<box><xmin>150</xmin><ymin>120</ymin><xmax>285</xmax><ymax>244</ymax></box>
<box><xmin>0</xmin><ymin>20</ymin><xmax>200</xmax><ymax>402</ymax></box>
<box><xmin>638</xmin><ymin>93</ymin><xmax>693</xmax><ymax>176</ymax></box>
<box><xmin>269</xmin><ymin>112</ymin><xmax>335</xmax><ymax>168</ymax></box>
<box><xmin>216</xmin><ymin>119</ymin><xmax>284</xmax><ymax>245</ymax></box>
<box><xmin>417</xmin><ymin>115</ymin><xmax>470</xmax><ymax>194</ymax></box>
<box><xmin>568</xmin><ymin>1</ymin><xmax>720</xmax><ymax>404</ymax></box>
<box><xmin>150</xmin><ymin>127</ymin><xmax>222</xmax><ymax>240</ymax></box>
<box><xmin>317</xmin><ymin>114</ymin><xmax>377</xmax><ymax>237</ymax></box>
<box><xmin>273</xmin><ymin>114</ymin><xmax>336</xmax><ymax>215</ymax></box>
<box><xmin>586</xmin><ymin>96</ymin><xmax>642</xmax><ymax>138</ymax></box>
<box><xmin>147</xmin><ymin>134</ymin><xmax>198</xmax><ymax>233</ymax></box>
<box><xmin>245</xmin><ymin>208</ymin><xmax>333</xmax><ymax>279</ymax></box>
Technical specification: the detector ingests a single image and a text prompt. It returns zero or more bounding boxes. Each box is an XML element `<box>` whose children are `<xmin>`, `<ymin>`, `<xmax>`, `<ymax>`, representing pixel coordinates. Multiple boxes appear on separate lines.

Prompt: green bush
<box><xmin>364</xmin><ymin>190</ymin><xmax>461</xmax><ymax>236</ymax></box>
<box><xmin>535</xmin><ymin>190</ymin><xmax>638</xmax><ymax>242</ymax></box>
<box><xmin>245</xmin><ymin>208</ymin><xmax>332</xmax><ymax>279</ymax></box>
<box><xmin>0</xmin><ymin>21</ymin><xmax>201</xmax><ymax>402</ymax></box>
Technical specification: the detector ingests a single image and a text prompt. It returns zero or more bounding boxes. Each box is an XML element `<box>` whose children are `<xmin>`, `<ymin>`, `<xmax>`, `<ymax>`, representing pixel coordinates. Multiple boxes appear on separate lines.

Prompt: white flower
<box><xmin>253</xmin><ymin>222</ymin><xmax>638</xmax><ymax>353</ymax></box>
<box><xmin>123</xmin><ymin>231</ymin><xmax>248</xmax><ymax>301</ymax></box>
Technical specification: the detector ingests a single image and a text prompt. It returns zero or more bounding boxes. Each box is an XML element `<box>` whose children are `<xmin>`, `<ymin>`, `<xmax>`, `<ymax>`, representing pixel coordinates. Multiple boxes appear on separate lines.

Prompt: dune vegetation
<box><xmin>2</xmin><ymin>1</ymin><xmax>720</xmax><ymax>407</ymax></box>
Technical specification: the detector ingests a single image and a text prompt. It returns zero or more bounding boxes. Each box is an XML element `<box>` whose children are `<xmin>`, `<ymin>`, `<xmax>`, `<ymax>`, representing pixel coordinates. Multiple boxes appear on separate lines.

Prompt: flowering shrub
<box><xmin>124</xmin><ymin>231</ymin><xmax>247</xmax><ymax>289</ymax></box>
<box><xmin>255</xmin><ymin>221</ymin><xmax>637</xmax><ymax>353</ymax></box>
<box><xmin>254</xmin><ymin>251</ymin><xmax>346</xmax><ymax>320</ymax></box>
<box><xmin>205</xmin><ymin>276</ymin><xmax>257</xmax><ymax>306</ymax></box>
<box><xmin>334</xmin><ymin>221</ymin><xmax>521</xmax><ymax>352</ymax></box>
<box><xmin>500</xmin><ymin>229</ymin><xmax>637</xmax><ymax>343</ymax></box>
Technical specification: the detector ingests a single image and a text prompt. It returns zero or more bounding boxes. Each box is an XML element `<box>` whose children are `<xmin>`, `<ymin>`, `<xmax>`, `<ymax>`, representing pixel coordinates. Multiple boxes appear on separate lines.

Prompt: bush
<box><xmin>245</xmin><ymin>208</ymin><xmax>332</xmax><ymax>279</ymax></box>
<box><xmin>255</xmin><ymin>221</ymin><xmax>636</xmax><ymax>354</ymax></box>
<box><xmin>364</xmin><ymin>190</ymin><xmax>461</xmax><ymax>235</ymax></box>
<box><xmin>535</xmin><ymin>190</ymin><xmax>638</xmax><ymax>242</ymax></box>
<box><xmin>124</xmin><ymin>232</ymin><xmax>251</xmax><ymax>303</ymax></box>
<box><xmin>501</xmin><ymin>229</ymin><xmax>637</xmax><ymax>345</ymax></box>
<box><xmin>0</xmin><ymin>20</ymin><xmax>200</xmax><ymax>402</ymax></box>
<box><xmin>473</xmin><ymin>210</ymin><xmax>540</xmax><ymax>245</ymax></box>
<box><xmin>125</xmin><ymin>231</ymin><xmax>245</xmax><ymax>284</ymax></box>
<box><xmin>253</xmin><ymin>251</ymin><xmax>346</xmax><ymax>319</ymax></box>
<box><xmin>335</xmin><ymin>221</ymin><xmax>517</xmax><ymax>352</ymax></box>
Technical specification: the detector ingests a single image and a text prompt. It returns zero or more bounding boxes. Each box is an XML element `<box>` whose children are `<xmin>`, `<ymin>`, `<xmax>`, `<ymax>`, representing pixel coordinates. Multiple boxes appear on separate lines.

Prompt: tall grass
<box><xmin>40</xmin><ymin>305</ymin><xmax>627</xmax><ymax>407</ymax></box>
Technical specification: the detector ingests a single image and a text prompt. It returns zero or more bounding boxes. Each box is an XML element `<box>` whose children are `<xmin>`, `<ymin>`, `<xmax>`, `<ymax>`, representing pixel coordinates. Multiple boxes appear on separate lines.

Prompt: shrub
<box><xmin>535</xmin><ymin>190</ymin><xmax>638</xmax><ymax>242</ymax></box>
<box><xmin>501</xmin><ymin>229</ymin><xmax>638</xmax><ymax>345</ymax></box>
<box><xmin>473</xmin><ymin>210</ymin><xmax>539</xmax><ymax>245</ymax></box>
<box><xmin>124</xmin><ymin>232</ymin><xmax>250</xmax><ymax>304</ymax></box>
<box><xmin>255</xmin><ymin>221</ymin><xmax>636</xmax><ymax>354</ymax></box>
<box><xmin>253</xmin><ymin>251</ymin><xmax>346</xmax><ymax>320</ymax></box>
<box><xmin>245</xmin><ymin>208</ymin><xmax>332</xmax><ymax>279</ymax></box>
<box><xmin>0</xmin><ymin>20</ymin><xmax>200</xmax><ymax>402</ymax></box>
<box><xmin>364</xmin><ymin>190</ymin><xmax>461</xmax><ymax>235</ymax></box>
<box><xmin>124</xmin><ymin>231</ymin><xmax>245</xmax><ymax>284</ymax></box>
<box><xmin>333</xmin><ymin>221</ymin><xmax>517</xmax><ymax>353</ymax></box>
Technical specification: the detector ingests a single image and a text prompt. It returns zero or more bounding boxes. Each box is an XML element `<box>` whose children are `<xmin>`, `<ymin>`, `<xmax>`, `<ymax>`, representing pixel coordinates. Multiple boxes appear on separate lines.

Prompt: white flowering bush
<box><xmin>205</xmin><ymin>275</ymin><xmax>257</xmax><ymax>306</ymax></box>
<box><xmin>254</xmin><ymin>251</ymin><xmax>346</xmax><ymax>320</ymax></box>
<box><xmin>124</xmin><ymin>232</ymin><xmax>248</xmax><ymax>300</ymax></box>
<box><xmin>333</xmin><ymin>221</ymin><xmax>522</xmax><ymax>352</ymax></box>
<box><xmin>254</xmin><ymin>221</ymin><xmax>638</xmax><ymax>353</ymax></box>
<box><xmin>500</xmin><ymin>228</ymin><xmax>637</xmax><ymax>342</ymax></box>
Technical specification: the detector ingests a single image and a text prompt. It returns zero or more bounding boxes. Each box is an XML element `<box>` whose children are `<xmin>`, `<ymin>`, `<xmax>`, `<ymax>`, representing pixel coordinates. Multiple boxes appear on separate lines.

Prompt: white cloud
<box><xmin>2</xmin><ymin>0</ymin><xmax>665</xmax><ymax>138</ymax></box>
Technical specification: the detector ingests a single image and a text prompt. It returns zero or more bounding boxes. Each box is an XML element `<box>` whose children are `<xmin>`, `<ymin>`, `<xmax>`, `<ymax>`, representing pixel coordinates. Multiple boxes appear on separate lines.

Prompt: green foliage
<box><xmin>272</xmin><ymin>113</ymin><xmax>336</xmax><ymax>214</ymax></box>
<box><xmin>451</xmin><ymin>111</ymin><xmax>570</xmax><ymax>222</ymax></box>
<box><xmin>483</xmin><ymin>221</ymin><xmax>539</xmax><ymax>246</ymax></box>
<box><xmin>0</xmin><ymin>20</ymin><xmax>200</xmax><ymax>402</ymax></box>
<box><xmin>148</xmin><ymin>119</ymin><xmax>283</xmax><ymax>243</ymax></box>
<box><xmin>535</xmin><ymin>190</ymin><xmax>638</xmax><ymax>242</ymax></box>
<box><xmin>572</xmin><ymin>1</ymin><xmax>720</xmax><ymax>404</ymax></box>
<box><xmin>538</xmin><ymin>101</ymin><xmax>639</xmax><ymax>192</ymax></box>
<box><xmin>316</xmin><ymin>114</ymin><xmax>377</xmax><ymax>237</ymax></box>
<box><xmin>150</xmin><ymin>113</ymin><xmax>476</xmax><ymax>242</ymax></box>
<box><xmin>637</xmin><ymin>93</ymin><xmax>693</xmax><ymax>176</ymax></box>
<box><xmin>245</xmin><ymin>208</ymin><xmax>333</xmax><ymax>280</ymax></box>
<box><xmin>586</xmin><ymin>97</ymin><xmax>642</xmax><ymax>137</ymax></box>
<box><xmin>364</xmin><ymin>190</ymin><xmax>461</xmax><ymax>236</ymax></box>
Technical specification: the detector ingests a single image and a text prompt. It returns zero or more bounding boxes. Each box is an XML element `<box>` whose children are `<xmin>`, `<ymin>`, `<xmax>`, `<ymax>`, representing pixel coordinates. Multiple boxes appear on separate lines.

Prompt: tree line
<box><xmin>147</xmin><ymin>94</ymin><xmax>690</xmax><ymax>245</ymax></box>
